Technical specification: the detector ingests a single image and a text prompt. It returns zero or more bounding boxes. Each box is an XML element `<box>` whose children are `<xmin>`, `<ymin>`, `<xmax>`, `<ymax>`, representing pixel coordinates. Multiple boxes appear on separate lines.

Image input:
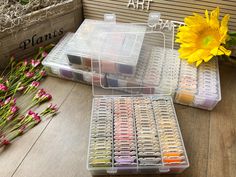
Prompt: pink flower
<box><xmin>41</xmin><ymin>93</ymin><xmax>52</xmax><ymax>102</ymax></box>
<box><xmin>4</xmin><ymin>97</ymin><xmax>16</xmax><ymax>106</ymax></box>
<box><xmin>18</xmin><ymin>86</ymin><xmax>25</xmax><ymax>91</ymax></box>
<box><xmin>23</xmin><ymin>59</ymin><xmax>28</xmax><ymax>66</ymax></box>
<box><xmin>27</xmin><ymin>110</ymin><xmax>41</xmax><ymax>123</ymax></box>
<box><xmin>10</xmin><ymin>105</ymin><xmax>19</xmax><ymax>113</ymax></box>
<box><xmin>0</xmin><ymin>100</ymin><xmax>3</xmax><ymax>107</ymax></box>
<box><xmin>40</xmin><ymin>103</ymin><xmax>59</xmax><ymax>116</ymax></box>
<box><xmin>40</xmin><ymin>69</ymin><xmax>47</xmax><ymax>77</ymax></box>
<box><xmin>25</xmin><ymin>72</ymin><xmax>34</xmax><ymax>78</ymax></box>
<box><xmin>4</xmin><ymin>97</ymin><xmax>12</xmax><ymax>105</ymax></box>
<box><xmin>33</xmin><ymin>89</ymin><xmax>46</xmax><ymax>100</ymax></box>
<box><xmin>31</xmin><ymin>81</ymin><xmax>40</xmax><ymax>88</ymax></box>
<box><xmin>19</xmin><ymin>125</ymin><xmax>26</xmax><ymax>134</ymax></box>
<box><xmin>26</xmin><ymin>110</ymin><xmax>34</xmax><ymax>116</ymax></box>
<box><xmin>2</xmin><ymin>139</ymin><xmax>10</xmax><ymax>145</ymax></box>
<box><xmin>0</xmin><ymin>84</ymin><xmax>8</xmax><ymax>92</ymax></box>
<box><xmin>48</xmin><ymin>103</ymin><xmax>58</xmax><ymax>112</ymax></box>
<box><xmin>42</xmin><ymin>52</ymin><xmax>48</xmax><ymax>58</ymax></box>
<box><xmin>31</xmin><ymin>60</ymin><xmax>41</xmax><ymax>67</ymax></box>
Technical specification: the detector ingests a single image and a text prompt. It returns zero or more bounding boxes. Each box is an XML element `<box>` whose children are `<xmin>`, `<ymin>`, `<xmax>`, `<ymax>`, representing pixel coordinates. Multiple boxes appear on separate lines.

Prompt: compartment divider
<box><xmin>150</xmin><ymin>96</ymin><xmax>164</xmax><ymax>166</ymax></box>
<box><xmin>131</xmin><ymin>97</ymin><xmax>139</xmax><ymax>171</ymax></box>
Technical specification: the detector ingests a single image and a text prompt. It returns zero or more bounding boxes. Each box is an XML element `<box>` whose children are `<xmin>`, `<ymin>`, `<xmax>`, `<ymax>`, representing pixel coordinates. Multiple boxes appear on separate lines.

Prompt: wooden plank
<box><xmin>83</xmin><ymin>0</ymin><xmax>236</xmax><ymax>19</ymax></box>
<box><xmin>83</xmin><ymin>7</ymin><xmax>236</xmax><ymax>29</ymax></box>
<box><xmin>83</xmin><ymin>0</ymin><xmax>236</xmax><ymax>31</ymax></box>
<box><xmin>207</xmin><ymin>64</ymin><xmax>236</xmax><ymax>177</ymax></box>
<box><xmin>0</xmin><ymin>77</ymin><xmax>76</xmax><ymax>177</ymax></box>
<box><xmin>12</xmin><ymin>83</ymin><xmax>93</xmax><ymax>177</ymax></box>
<box><xmin>174</xmin><ymin>107</ymin><xmax>210</xmax><ymax>177</ymax></box>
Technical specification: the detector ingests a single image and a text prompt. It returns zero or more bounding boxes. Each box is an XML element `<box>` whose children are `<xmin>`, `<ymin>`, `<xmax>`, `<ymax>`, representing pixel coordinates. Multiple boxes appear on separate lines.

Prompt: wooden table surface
<box><xmin>0</xmin><ymin>64</ymin><xmax>235</xmax><ymax>177</ymax></box>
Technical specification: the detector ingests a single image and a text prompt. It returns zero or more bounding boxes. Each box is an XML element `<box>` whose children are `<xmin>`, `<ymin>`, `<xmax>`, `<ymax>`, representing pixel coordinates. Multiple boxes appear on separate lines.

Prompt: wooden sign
<box><xmin>0</xmin><ymin>0</ymin><xmax>83</xmax><ymax>68</ymax></box>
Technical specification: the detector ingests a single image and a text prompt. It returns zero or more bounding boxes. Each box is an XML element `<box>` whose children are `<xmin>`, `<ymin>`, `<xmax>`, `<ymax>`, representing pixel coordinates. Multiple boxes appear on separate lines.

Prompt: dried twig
<box><xmin>0</xmin><ymin>0</ymin><xmax>70</xmax><ymax>32</ymax></box>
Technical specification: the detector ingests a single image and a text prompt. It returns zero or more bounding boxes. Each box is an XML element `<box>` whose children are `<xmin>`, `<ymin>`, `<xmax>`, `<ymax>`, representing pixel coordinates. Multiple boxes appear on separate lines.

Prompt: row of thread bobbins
<box><xmin>143</xmin><ymin>47</ymin><xmax>164</xmax><ymax>86</ymax></box>
<box><xmin>197</xmin><ymin>60</ymin><xmax>218</xmax><ymax>98</ymax></box>
<box><xmin>152</xmin><ymin>98</ymin><xmax>187</xmax><ymax>165</ymax></box>
<box><xmin>179</xmin><ymin>60</ymin><xmax>198</xmax><ymax>93</ymax></box>
<box><xmin>134</xmin><ymin>45</ymin><xmax>150</xmax><ymax>81</ymax></box>
<box><xmin>133</xmin><ymin>97</ymin><xmax>161</xmax><ymax>166</ymax></box>
<box><xmin>113</xmin><ymin>97</ymin><xmax>137</xmax><ymax>167</ymax></box>
<box><xmin>89</xmin><ymin>98</ymin><xmax>113</xmax><ymax>167</ymax></box>
<box><xmin>176</xmin><ymin>60</ymin><xmax>198</xmax><ymax>103</ymax></box>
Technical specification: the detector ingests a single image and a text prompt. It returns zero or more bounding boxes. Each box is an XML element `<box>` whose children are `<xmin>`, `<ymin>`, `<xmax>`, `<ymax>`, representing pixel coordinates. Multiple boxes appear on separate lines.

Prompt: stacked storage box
<box><xmin>43</xmin><ymin>17</ymin><xmax>221</xmax><ymax>111</ymax></box>
<box><xmin>43</xmin><ymin>14</ymin><xmax>190</xmax><ymax>175</ymax></box>
<box><xmin>86</xmin><ymin>14</ymin><xmax>189</xmax><ymax>174</ymax></box>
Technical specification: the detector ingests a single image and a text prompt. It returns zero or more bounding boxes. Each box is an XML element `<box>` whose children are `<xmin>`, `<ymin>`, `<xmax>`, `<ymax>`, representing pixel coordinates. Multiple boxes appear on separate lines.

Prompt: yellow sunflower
<box><xmin>176</xmin><ymin>7</ymin><xmax>231</xmax><ymax>66</ymax></box>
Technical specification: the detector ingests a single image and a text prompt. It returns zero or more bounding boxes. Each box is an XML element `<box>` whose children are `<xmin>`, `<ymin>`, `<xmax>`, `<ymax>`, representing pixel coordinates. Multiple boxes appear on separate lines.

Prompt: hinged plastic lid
<box><xmin>92</xmin><ymin>13</ymin><xmax>176</xmax><ymax>97</ymax></box>
<box><xmin>66</xmin><ymin>18</ymin><xmax>147</xmax><ymax>66</ymax></box>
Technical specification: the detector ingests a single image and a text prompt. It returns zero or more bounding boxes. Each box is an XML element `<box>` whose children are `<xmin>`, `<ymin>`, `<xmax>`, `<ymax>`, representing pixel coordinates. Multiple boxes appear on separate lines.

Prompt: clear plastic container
<box><xmin>87</xmin><ymin>13</ymin><xmax>189</xmax><ymax>175</ymax></box>
<box><xmin>41</xmin><ymin>13</ymin><xmax>190</xmax><ymax>174</ymax></box>
<box><xmin>42</xmin><ymin>33</ymin><xmax>106</xmax><ymax>86</ymax></box>
<box><xmin>42</xmin><ymin>30</ymin><xmax>221</xmax><ymax>110</ymax></box>
<box><xmin>175</xmin><ymin>58</ymin><xmax>221</xmax><ymax>110</ymax></box>
<box><xmin>65</xmin><ymin>16</ymin><xmax>147</xmax><ymax>76</ymax></box>
<box><xmin>88</xmin><ymin>96</ymin><xmax>189</xmax><ymax>175</ymax></box>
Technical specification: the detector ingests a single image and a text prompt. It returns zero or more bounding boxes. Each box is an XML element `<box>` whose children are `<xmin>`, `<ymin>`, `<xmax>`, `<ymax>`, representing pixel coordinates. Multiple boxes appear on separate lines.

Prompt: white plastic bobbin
<box><xmin>148</xmin><ymin>12</ymin><xmax>161</xmax><ymax>28</ymax></box>
<box><xmin>104</xmin><ymin>14</ymin><xmax>116</xmax><ymax>23</ymax></box>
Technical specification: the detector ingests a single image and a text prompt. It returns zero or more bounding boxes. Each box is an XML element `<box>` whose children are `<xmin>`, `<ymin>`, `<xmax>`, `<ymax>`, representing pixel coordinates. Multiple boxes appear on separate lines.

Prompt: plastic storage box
<box><xmin>66</xmin><ymin>15</ymin><xmax>146</xmax><ymax>76</ymax></box>
<box><xmin>42</xmin><ymin>16</ymin><xmax>221</xmax><ymax>111</ymax></box>
<box><xmin>87</xmin><ymin>13</ymin><xmax>189</xmax><ymax>175</ymax></box>
<box><xmin>42</xmin><ymin>33</ymin><xmax>106</xmax><ymax>86</ymax></box>
<box><xmin>175</xmin><ymin>58</ymin><xmax>221</xmax><ymax>110</ymax></box>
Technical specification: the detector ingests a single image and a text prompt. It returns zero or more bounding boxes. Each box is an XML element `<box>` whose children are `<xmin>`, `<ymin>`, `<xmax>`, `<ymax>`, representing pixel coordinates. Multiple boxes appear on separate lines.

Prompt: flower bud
<box><xmin>25</xmin><ymin>72</ymin><xmax>34</xmax><ymax>78</ymax></box>
<box><xmin>0</xmin><ymin>83</ymin><xmax>8</xmax><ymax>92</ymax></box>
<box><xmin>31</xmin><ymin>81</ymin><xmax>40</xmax><ymax>88</ymax></box>
<box><xmin>10</xmin><ymin>105</ymin><xmax>19</xmax><ymax>114</ymax></box>
<box><xmin>31</xmin><ymin>59</ymin><xmax>41</xmax><ymax>68</ymax></box>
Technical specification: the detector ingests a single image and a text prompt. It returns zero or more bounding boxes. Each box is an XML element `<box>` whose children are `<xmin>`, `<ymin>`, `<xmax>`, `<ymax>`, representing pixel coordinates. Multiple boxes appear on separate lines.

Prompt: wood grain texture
<box><xmin>12</xmin><ymin>84</ymin><xmax>93</xmax><ymax>177</ymax></box>
<box><xmin>0</xmin><ymin>77</ymin><xmax>76</xmax><ymax>177</ymax></box>
<box><xmin>0</xmin><ymin>1</ymin><xmax>83</xmax><ymax>69</ymax></box>
<box><xmin>207</xmin><ymin>64</ymin><xmax>236</xmax><ymax>177</ymax></box>
<box><xmin>82</xmin><ymin>0</ymin><xmax>236</xmax><ymax>31</ymax></box>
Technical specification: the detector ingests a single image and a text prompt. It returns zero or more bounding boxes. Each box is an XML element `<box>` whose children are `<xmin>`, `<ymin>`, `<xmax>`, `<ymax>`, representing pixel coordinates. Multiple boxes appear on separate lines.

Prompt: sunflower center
<box><xmin>202</xmin><ymin>35</ymin><xmax>214</xmax><ymax>47</ymax></box>
<box><xmin>199</xmin><ymin>31</ymin><xmax>220</xmax><ymax>49</ymax></box>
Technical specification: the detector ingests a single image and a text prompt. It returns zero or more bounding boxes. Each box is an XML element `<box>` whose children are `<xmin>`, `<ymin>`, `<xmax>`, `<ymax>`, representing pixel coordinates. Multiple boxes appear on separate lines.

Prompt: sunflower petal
<box><xmin>187</xmin><ymin>49</ymin><xmax>205</xmax><ymax>63</ymax></box>
<box><xmin>211</xmin><ymin>47</ymin><xmax>221</xmax><ymax>55</ymax></box>
<box><xmin>203</xmin><ymin>54</ymin><xmax>214</xmax><ymax>62</ymax></box>
<box><xmin>220</xmin><ymin>14</ymin><xmax>230</xmax><ymax>43</ymax></box>
<box><xmin>221</xmin><ymin>14</ymin><xmax>230</xmax><ymax>29</ymax></box>
<box><xmin>196</xmin><ymin>60</ymin><xmax>203</xmax><ymax>67</ymax></box>
<box><xmin>219</xmin><ymin>46</ymin><xmax>232</xmax><ymax>56</ymax></box>
<box><xmin>205</xmin><ymin>10</ymin><xmax>209</xmax><ymax>23</ymax></box>
<box><xmin>210</xmin><ymin>7</ymin><xmax>220</xmax><ymax>29</ymax></box>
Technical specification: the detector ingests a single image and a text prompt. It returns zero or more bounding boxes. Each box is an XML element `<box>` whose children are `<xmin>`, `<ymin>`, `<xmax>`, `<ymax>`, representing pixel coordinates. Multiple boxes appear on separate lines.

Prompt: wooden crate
<box><xmin>83</xmin><ymin>0</ymin><xmax>236</xmax><ymax>31</ymax></box>
<box><xmin>0</xmin><ymin>0</ymin><xmax>83</xmax><ymax>68</ymax></box>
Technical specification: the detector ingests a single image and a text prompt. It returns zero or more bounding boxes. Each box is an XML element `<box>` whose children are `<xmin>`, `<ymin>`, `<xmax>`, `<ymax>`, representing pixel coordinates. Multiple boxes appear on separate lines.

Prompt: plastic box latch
<box><xmin>104</xmin><ymin>14</ymin><xmax>116</xmax><ymax>23</ymax></box>
<box><xmin>107</xmin><ymin>169</ymin><xmax>117</xmax><ymax>174</ymax></box>
<box><xmin>159</xmin><ymin>167</ymin><xmax>170</xmax><ymax>173</ymax></box>
<box><xmin>148</xmin><ymin>12</ymin><xmax>161</xmax><ymax>28</ymax></box>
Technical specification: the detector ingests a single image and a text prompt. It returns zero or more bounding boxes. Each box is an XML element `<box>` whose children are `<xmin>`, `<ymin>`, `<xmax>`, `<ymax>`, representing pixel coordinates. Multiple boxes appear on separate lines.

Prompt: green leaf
<box><xmin>229</xmin><ymin>31</ymin><xmax>236</xmax><ymax>36</ymax></box>
<box><xmin>227</xmin><ymin>36</ymin><xmax>236</xmax><ymax>47</ymax></box>
<box><xmin>19</xmin><ymin>0</ymin><xmax>29</xmax><ymax>5</ymax></box>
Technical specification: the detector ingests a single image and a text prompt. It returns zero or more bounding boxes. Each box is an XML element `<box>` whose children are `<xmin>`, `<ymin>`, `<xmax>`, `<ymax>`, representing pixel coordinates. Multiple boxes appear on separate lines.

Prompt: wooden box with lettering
<box><xmin>0</xmin><ymin>0</ymin><xmax>83</xmax><ymax>68</ymax></box>
<box><xmin>83</xmin><ymin>0</ymin><xmax>236</xmax><ymax>31</ymax></box>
